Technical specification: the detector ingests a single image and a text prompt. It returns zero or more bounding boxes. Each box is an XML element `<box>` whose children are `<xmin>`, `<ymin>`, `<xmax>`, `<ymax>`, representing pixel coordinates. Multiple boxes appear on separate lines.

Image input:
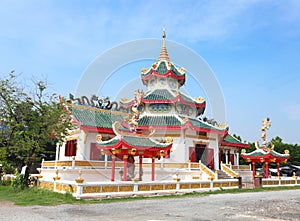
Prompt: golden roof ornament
<box><xmin>157</xmin><ymin>29</ymin><xmax>170</xmax><ymax>62</ymax></box>
<box><xmin>255</xmin><ymin>117</ymin><xmax>273</xmax><ymax>150</ymax></box>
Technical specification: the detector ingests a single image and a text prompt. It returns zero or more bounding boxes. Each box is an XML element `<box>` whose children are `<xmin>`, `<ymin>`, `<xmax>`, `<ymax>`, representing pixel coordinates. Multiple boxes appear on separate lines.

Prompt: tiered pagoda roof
<box><xmin>141</xmin><ymin>61</ymin><xmax>186</xmax><ymax>86</ymax></box>
<box><xmin>64</xmin><ymin>31</ymin><xmax>230</xmax><ymax>139</ymax></box>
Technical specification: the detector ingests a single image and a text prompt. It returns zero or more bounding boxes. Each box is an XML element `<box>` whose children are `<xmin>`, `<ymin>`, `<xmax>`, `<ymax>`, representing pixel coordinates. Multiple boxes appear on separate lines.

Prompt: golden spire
<box><xmin>157</xmin><ymin>29</ymin><xmax>170</xmax><ymax>62</ymax></box>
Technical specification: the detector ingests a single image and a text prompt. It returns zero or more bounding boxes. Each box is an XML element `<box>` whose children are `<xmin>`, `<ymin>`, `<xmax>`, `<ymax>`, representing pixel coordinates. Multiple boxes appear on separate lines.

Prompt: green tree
<box><xmin>0</xmin><ymin>72</ymin><xmax>73</xmax><ymax>186</ymax></box>
<box><xmin>271</xmin><ymin>136</ymin><xmax>300</xmax><ymax>166</ymax></box>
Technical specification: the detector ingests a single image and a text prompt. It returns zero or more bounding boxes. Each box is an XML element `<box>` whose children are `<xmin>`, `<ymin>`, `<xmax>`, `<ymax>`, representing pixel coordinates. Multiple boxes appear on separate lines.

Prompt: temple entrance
<box><xmin>189</xmin><ymin>144</ymin><xmax>214</xmax><ymax>170</ymax></box>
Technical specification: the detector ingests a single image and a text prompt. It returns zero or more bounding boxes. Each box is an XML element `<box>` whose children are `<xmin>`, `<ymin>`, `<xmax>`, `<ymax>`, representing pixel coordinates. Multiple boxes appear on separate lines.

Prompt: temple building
<box><xmin>51</xmin><ymin>32</ymin><xmax>249</xmax><ymax>182</ymax></box>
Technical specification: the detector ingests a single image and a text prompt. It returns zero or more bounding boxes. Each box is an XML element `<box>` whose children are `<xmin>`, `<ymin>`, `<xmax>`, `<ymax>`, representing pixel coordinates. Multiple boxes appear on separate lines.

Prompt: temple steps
<box><xmin>217</xmin><ymin>170</ymin><xmax>233</xmax><ymax>179</ymax></box>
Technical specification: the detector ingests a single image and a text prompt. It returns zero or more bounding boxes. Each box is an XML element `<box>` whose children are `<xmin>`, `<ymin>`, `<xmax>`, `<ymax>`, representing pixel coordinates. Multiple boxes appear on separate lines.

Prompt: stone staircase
<box><xmin>217</xmin><ymin>170</ymin><xmax>232</xmax><ymax>179</ymax></box>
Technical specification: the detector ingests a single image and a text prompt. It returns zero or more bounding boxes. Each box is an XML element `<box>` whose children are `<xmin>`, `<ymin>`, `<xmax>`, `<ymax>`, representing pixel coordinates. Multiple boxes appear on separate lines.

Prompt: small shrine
<box><xmin>96</xmin><ymin>122</ymin><xmax>173</xmax><ymax>181</ymax></box>
<box><xmin>241</xmin><ymin>118</ymin><xmax>290</xmax><ymax>178</ymax></box>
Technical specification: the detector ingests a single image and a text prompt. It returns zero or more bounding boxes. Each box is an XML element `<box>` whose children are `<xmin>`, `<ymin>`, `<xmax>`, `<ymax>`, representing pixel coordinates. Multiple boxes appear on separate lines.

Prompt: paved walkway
<box><xmin>1</xmin><ymin>189</ymin><xmax>299</xmax><ymax>221</ymax></box>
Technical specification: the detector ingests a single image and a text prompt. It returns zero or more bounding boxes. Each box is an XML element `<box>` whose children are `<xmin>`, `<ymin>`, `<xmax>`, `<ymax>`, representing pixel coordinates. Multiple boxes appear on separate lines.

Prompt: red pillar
<box><xmin>151</xmin><ymin>157</ymin><xmax>155</xmax><ymax>181</ymax></box>
<box><xmin>123</xmin><ymin>155</ymin><xmax>128</xmax><ymax>181</ymax></box>
<box><xmin>277</xmin><ymin>162</ymin><xmax>280</xmax><ymax>178</ymax></box>
<box><xmin>265</xmin><ymin>162</ymin><xmax>269</xmax><ymax>178</ymax></box>
<box><xmin>252</xmin><ymin>162</ymin><xmax>256</xmax><ymax>178</ymax></box>
<box><xmin>111</xmin><ymin>155</ymin><xmax>116</xmax><ymax>182</ymax></box>
<box><xmin>139</xmin><ymin>156</ymin><xmax>143</xmax><ymax>181</ymax></box>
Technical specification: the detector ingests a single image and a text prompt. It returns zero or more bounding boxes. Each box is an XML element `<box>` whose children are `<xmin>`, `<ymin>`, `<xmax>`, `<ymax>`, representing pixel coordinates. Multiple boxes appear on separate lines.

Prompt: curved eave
<box><xmin>97</xmin><ymin>139</ymin><xmax>172</xmax><ymax>151</ymax></box>
<box><xmin>141</xmin><ymin>69</ymin><xmax>185</xmax><ymax>82</ymax></box>
<box><xmin>79</xmin><ymin>126</ymin><xmax>115</xmax><ymax>134</ymax></box>
<box><xmin>221</xmin><ymin>141</ymin><xmax>250</xmax><ymax>149</ymax></box>
<box><xmin>137</xmin><ymin>122</ymin><xmax>228</xmax><ymax>135</ymax></box>
<box><xmin>241</xmin><ymin>152</ymin><xmax>290</xmax><ymax>162</ymax></box>
<box><xmin>185</xmin><ymin>121</ymin><xmax>228</xmax><ymax>135</ymax></box>
<box><xmin>122</xmin><ymin>139</ymin><xmax>172</xmax><ymax>150</ymax></box>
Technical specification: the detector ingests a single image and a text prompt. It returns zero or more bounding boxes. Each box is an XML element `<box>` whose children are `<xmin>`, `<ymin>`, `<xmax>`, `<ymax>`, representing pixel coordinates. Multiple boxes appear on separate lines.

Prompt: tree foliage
<box><xmin>0</xmin><ymin>72</ymin><xmax>73</xmax><ymax>186</ymax></box>
<box><xmin>271</xmin><ymin>136</ymin><xmax>300</xmax><ymax>166</ymax></box>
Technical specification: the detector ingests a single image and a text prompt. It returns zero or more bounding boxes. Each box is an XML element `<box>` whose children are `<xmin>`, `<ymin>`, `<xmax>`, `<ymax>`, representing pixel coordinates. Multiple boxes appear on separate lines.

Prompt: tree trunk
<box><xmin>24</xmin><ymin>160</ymin><xmax>32</xmax><ymax>187</ymax></box>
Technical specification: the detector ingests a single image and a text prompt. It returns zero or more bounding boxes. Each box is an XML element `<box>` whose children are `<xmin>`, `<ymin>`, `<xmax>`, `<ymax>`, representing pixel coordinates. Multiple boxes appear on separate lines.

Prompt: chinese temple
<box><xmin>50</xmin><ymin>31</ymin><xmax>250</xmax><ymax>182</ymax></box>
<box><xmin>241</xmin><ymin>118</ymin><xmax>290</xmax><ymax>178</ymax></box>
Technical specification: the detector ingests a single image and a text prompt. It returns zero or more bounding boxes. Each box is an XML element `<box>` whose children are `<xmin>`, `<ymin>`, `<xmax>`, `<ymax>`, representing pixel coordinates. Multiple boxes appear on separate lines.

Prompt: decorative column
<box><xmin>236</xmin><ymin>152</ymin><xmax>240</xmax><ymax>167</ymax></box>
<box><xmin>265</xmin><ymin>162</ymin><xmax>269</xmax><ymax>178</ymax></box>
<box><xmin>55</xmin><ymin>144</ymin><xmax>60</xmax><ymax>162</ymax></box>
<box><xmin>111</xmin><ymin>155</ymin><xmax>116</xmax><ymax>182</ymax></box>
<box><xmin>151</xmin><ymin>157</ymin><xmax>155</xmax><ymax>181</ymax></box>
<box><xmin>252</xmin><ymin>162</ymin><xmax>256</xmax><ymax>178</ymax></box>
<box><xmin>123</xmin><ymin>155</ymin><xmax>128</xmax><ymax>181</ymax></box>
<box><xmin>225</xmin><ymin>150</ymin><xmax>229</xmax><ymax>164</ymax></box>
<box><xmin>139</xmin><ymin>156</ymin><xmax>143</xmax><ymax>181</ymax></box>
<box><xmin>104</xmin><ymin>154</ymin><xmax>108</xmax><ymax>169</ymax></box>
<box><xmin>276</xmin><ymin>162</ymin><xmax>280</xmax><ymax>178</ymax></box>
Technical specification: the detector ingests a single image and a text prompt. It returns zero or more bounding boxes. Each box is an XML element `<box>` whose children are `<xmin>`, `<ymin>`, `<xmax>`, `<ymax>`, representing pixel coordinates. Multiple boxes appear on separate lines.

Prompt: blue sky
<box><xmin>1</xmin><ymin>0</ymin><xmax>300</xmax><ymax>144</ymax></box>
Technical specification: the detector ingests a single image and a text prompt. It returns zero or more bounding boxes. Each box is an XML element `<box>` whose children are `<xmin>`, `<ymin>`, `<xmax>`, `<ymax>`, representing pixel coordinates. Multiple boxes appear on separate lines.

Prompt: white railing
<box><xmin>199</xmin><ymin>161</ymin><xmax>217</xmax><ymax>180</ymax></box>
<box><xmin>38</xmin><ymin>178</ymin><xmax>239</xmax><ymax>199</ymax></box>
<box><xmin>221</xmin><ymin>162</ymin><xmax>238</xmax><ymax>178</ymax></box>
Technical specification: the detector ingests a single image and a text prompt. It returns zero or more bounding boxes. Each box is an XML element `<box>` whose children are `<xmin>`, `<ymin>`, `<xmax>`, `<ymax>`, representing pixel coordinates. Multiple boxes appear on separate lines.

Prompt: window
<box><xmin>65</xmin><ymin>140</ymin><xmax>77</xmax><ymax>157</ymax></box>
<box><xmin>197</xmin><ymin>131</ymin><xmax>207</xmax><ymax>137</ymax></box>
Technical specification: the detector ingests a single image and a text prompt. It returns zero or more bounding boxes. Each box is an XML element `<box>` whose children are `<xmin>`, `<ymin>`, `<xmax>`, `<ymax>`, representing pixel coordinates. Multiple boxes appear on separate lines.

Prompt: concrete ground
<box><xmin>0</xmin><ymin>189</ymin><xmax>299</xmax><ymax>221</ymax></box>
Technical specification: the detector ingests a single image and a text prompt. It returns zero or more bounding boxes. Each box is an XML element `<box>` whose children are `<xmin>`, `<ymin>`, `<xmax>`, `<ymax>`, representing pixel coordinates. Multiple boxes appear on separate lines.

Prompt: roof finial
<box><xmin>162</xmin><ymin>28</ymin><xmax>166</xmax><ymax>39</ymax></box>
<box><xmin>158</xmin><ymin>29</ymin><xmax>170</xmax><ymax>62</ymax></box>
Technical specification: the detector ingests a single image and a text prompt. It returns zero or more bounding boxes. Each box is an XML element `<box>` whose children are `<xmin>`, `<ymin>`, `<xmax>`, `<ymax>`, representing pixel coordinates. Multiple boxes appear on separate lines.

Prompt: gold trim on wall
<box><xmin>186</xmin><ymin>134</ymin><xmax>215</xmax><ymax>140</ymax></box>
<box><xmin>66</xmin><ymin>136</ymin><xmax>79</xmax><ymax>141</ymax></box>
<box><xmin>153</xmin><ymin>133</ymin><xmax>181</xmax><ymax>137</ymax></box>
<box><xmin>193</xmin><ymin>141</ymin><xmax>208</xmax><ymax>145</ymax></box>
<box><xmin>68</xmin><ymin>130</ymin><xmax>81</xmax><ymax>135</ymax></box>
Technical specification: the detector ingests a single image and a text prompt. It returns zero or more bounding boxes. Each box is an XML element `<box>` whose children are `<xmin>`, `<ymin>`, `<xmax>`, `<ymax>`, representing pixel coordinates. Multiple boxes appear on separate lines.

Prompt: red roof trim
<box><xmin>141</xmin><ymin>70</ymin><xmax>185</xmax><ymax>81</ymax></box>
<box><xmin>220</xmin><ymin>141</ymin><xmax>250</xmax><ymax>149</ymax></box>
<box><xmin>185</xmin><ymin>121</ymin><xmax>228</xmax><ymax>135</ymax></box>
<box><xmin>76</xmin><ymin>119</ymin><xmax>227</xmax><ymax>136</ymax></box>
<box><xmin>97</xmin><ymin>139</ymin><xmax>173</xmax><ymax>153</ymax></box>
<box><xmin>241</xmin><ymin>153</ymin><xmax>290</xmax><ymax>162</ymax></box>
<box><xmin>80</xmin><ymin>126</ymin><xmax>115</xmax><ymax>134</ymax></box>
<box><xmin>141</xmin><ymin>96</ymin><xmax>206</xmax><ymax>108</ymax></box>
<box><xmin>138</xmin><ymin>122</ymin><xmax>228</xmax><ymax>135</ymax></box>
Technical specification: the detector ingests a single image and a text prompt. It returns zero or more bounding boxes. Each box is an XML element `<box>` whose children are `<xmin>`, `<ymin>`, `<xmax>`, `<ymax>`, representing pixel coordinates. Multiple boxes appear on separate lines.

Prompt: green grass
<box><xmin>0</xmin><ymin>186</ymin><xmax>90</xmax><ymax>206</ymax></box>
<box><xmin>1</xmin><ymin>185</ymin><xmax>300</xmax><ymax>206</ymax></box>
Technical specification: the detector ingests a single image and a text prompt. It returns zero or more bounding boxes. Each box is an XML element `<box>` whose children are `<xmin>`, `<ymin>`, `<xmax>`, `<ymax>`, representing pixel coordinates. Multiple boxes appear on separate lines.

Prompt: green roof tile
<box><xmin>69</xmin><ymin>106</ymin><xmax>124</xmax><ymax>128</ymax></box>
<box><xmin>156</xmin><ymin>61</ymin><xmax>168</xmax><ymax>74</ymax></box>
<box><xmin>123</xmin><ymin>136</ymin><xmax>170</xmax><ymax>148</ymax></box>
<box><xmin>142</xmin><ymin>61</ymin><xmax>185</xmax><ymax>77</ymax></box>
<box><xmin>179</xmin><ymin>92</ymin><xmax>195</xmax><ymax>103</ymax></box>
<box><xmin>223</xmin><ymin>134</ymin><xmax>243</xmax><ymax>144</ymax></box>
<box><xmin>270</xmin><ymin>150</ymin><xmax>289</xmax><ymax>158</ymax></box>
<box><xmin>242</xmin><ymin>150</ymin><xmax>267</xmax><ymax>157</ymax></box>
<box><xmin>187</xmin><ymin>117</ymin><xmax>225</xmax><ymax>131</ymax></box>
<box><xmin>138</xmin><ymin>115</ymin><xmax>182</xmax><ymax>126</ymax></box>
<box><xmin>170</xmin><ymin>63</ymin><xmax>184</xmax><ymax>77</ymax></box>
<box><xmin>143</xmin><ymin>89</ymin><xmax>175</xmax><ymax>101</ymax></box>
<box><xmin>97</xmin><ymin>138</ymin><xmax>120</xmax><ymax>147</ymax></box>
